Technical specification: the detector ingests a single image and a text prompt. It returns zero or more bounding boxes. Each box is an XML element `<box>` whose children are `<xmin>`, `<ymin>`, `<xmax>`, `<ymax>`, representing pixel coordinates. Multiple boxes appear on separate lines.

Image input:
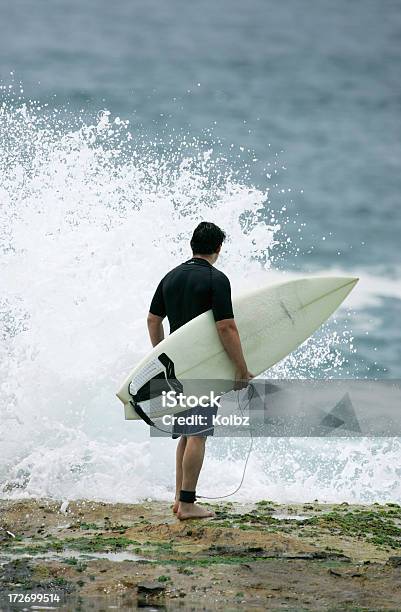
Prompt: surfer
<box><xmin>147</xmin><ymin>222</ymin><xmax>253</xmax><ymax>520</ymax></box>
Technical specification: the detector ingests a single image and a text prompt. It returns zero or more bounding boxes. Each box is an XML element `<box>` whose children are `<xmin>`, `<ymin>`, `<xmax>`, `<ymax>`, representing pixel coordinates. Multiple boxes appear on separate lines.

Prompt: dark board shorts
<box><xmin>172</xmin><ymin>404</ymin><xmax>219</xmax><ymax>438</ymax></box>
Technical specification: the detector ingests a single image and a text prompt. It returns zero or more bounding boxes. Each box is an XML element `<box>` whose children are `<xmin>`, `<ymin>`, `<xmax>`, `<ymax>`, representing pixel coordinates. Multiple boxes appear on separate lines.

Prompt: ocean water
<box><xmin>1</xmin><ymin>0</ymin><xmax>400</xmax><ymax>504</ymax></box>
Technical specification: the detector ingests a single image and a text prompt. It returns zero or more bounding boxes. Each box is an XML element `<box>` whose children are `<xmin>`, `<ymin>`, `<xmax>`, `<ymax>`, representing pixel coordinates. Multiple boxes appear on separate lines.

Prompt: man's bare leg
<box><xmin>173</xmin><ymin>436</ymin><xmax>187</xmax><ymax>513</ymax></box>
<box><xmin>177</xmin><ymin>436</ymin><xmax>215</xmax><ymax>520</ymax></box>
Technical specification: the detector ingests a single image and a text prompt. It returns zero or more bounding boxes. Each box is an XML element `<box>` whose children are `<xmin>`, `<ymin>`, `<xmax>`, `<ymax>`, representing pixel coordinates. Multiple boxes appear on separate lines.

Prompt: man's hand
<box><xmin>234</xmin><ymin>368</ymin><xmax>254</xmax><ymax>390</ymax></box>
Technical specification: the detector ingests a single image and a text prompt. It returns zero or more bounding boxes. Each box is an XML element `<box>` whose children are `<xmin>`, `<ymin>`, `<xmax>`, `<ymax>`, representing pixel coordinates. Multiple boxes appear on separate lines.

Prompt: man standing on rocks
<box><xmin>147</xmin><ymin>222</ymin><xmax>253</xmax><ymax>520</ymax></box>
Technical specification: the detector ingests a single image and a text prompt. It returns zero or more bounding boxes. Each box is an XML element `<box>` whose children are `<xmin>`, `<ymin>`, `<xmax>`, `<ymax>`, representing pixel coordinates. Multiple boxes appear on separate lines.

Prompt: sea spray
<box><xmin>1</xmin><ymin>92</ymin><xmax>399</xmax><ymax>504</ymax></box>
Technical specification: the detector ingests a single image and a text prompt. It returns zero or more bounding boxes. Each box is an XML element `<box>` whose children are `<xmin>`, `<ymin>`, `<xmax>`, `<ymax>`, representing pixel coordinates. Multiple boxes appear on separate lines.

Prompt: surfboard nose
<box><xmin>303</xmin><ymin>276</ymin><xmax>358</xmax><ymax>296</ymax></box>
<box><xmin>345</xmin><ymin>277</ymin><xmax>359</xmax><ymax>285</ymax></box>
<box><xmin>277</xmin><ymin>276</ymin><xmax>358</xmax><ymax>320</ymax></box>
<box><xmin>339</xmin><ymin>276</ymin><xmax>359</xmax><ymax>291</ymax></box>
<box><xmin>292</xmin><ymin>275</ymin><xmax>358</xmax><ymax>320</ymax></box>
<box><xmin>336</xmin><ymin>276</ymin><xmax>359</xmax><ymax>295</ymax></box>
<box><xmin>325</xmin><ymin>276</ymin><xmax>358</xmax><ymax>286</ymax></box>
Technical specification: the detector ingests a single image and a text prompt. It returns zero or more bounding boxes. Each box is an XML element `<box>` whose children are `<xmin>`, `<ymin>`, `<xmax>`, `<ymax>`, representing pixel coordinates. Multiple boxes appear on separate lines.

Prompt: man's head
<box><xmin>190</xmin><ymin>222</ymin><xmax>226</xmax><ymax>263</ymax></box>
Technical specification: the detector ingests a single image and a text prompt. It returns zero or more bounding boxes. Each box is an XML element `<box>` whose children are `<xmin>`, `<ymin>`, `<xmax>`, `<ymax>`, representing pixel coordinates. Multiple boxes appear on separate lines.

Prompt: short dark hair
<box><xmin>190</xmin><ymin>222</ymin><xmax>226</xmax><ymax>255</ymax></box>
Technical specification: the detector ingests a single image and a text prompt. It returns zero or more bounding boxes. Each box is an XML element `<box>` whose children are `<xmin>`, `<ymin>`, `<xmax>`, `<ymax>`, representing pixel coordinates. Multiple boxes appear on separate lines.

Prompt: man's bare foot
<box><xmin>176</xmin><ymin>502</ymin><xmax>215</xmax><ymax>520</ymax></box>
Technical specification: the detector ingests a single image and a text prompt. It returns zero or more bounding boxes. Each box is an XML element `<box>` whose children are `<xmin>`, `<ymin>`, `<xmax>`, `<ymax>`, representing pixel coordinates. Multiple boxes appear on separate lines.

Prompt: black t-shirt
<box><xmin>149</xmin><ymin>257</ymin><xmax>234</xmax><ymax>333</ymax></box>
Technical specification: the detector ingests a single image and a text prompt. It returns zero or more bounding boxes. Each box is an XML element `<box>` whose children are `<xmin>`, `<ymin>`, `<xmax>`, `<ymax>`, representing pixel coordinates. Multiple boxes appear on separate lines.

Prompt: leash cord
<box><xmin>196</xmin><ymin>383</ymin><xmax>254</xmax><ymax>499</ymax></box>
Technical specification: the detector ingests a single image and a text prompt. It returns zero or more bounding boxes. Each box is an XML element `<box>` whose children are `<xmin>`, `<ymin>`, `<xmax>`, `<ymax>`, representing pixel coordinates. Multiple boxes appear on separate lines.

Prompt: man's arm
<box><xmin>215</xmin><ymin>319</ymin><xmax>253</xmax><ymax>390</ymax></box>
<box><xmin>212</xmin><ymin>271</ymin><xmax>253</xmax><ymax>389</ymax></box>
<box><xmin>148</xmin><ymin>278</ymin><xmax>166</xmax><ymax>346</ymax></box>
<box><xmin>147</xmin><ymin>313</ymin><xmax>165</xmax><ymax>347</ymax></box>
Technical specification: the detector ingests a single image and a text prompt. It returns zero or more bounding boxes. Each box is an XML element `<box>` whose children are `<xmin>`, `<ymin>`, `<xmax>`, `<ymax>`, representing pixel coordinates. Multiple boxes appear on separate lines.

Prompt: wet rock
<box><xmin>0</xmin><ymin>527</ymin><xmax>15</xmax><ymax>541</ymax></box>
<box><xmin>0</xmin><ymin>559</ymin><xmax>76</xmax><ymax>597</ymax></box>
<box><xmin>207</xmin><ymin>544</ymin><xmax>351</xmax><ymax>562</ymax></box>
<box><xmin>137</xmin><ymin>582</ymin><xmax>166</xmax><ymax>594</ymax></box>
<box><xmin>208</xmin><ymin>544</ymin><xmax>266</xmax><ymax>557</ymax></box>
<box><xmin>387</xmin><ymin>556</ymin><xmax>401</xmax><ymax>567</ymax></box>
<box><xmin>283</xmin><ymin>551</ymin><xmax>351</xmax><ymax>562</ymax></box>
<box><xmin>0</xmin><ymin>559</ymin><xmax>33</xmax><ymax>587</ymax></box>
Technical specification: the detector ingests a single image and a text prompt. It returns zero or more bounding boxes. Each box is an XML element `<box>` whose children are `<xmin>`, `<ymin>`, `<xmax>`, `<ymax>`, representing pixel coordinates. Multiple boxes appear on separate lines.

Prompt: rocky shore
<box><xmin>1</xmin><ymin>498</ymin><xmax>401</xmax><ymax>610</ymax></box>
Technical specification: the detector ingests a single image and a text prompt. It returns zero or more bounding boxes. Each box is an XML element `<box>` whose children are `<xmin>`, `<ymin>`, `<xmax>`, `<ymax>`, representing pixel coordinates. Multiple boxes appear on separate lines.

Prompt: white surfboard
<box><xmin>116</xmin><ymin>276</ymin><xmax>358</xmax><ymax>420</ymax></box>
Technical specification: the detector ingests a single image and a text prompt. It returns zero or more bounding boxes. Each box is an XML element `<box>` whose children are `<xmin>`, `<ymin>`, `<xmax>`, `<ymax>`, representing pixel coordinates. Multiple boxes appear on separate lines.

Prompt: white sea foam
<box><xmin>1</xmin><ymin>98</ymin><xmax>400</xmax><ymax>504</ymax></box>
